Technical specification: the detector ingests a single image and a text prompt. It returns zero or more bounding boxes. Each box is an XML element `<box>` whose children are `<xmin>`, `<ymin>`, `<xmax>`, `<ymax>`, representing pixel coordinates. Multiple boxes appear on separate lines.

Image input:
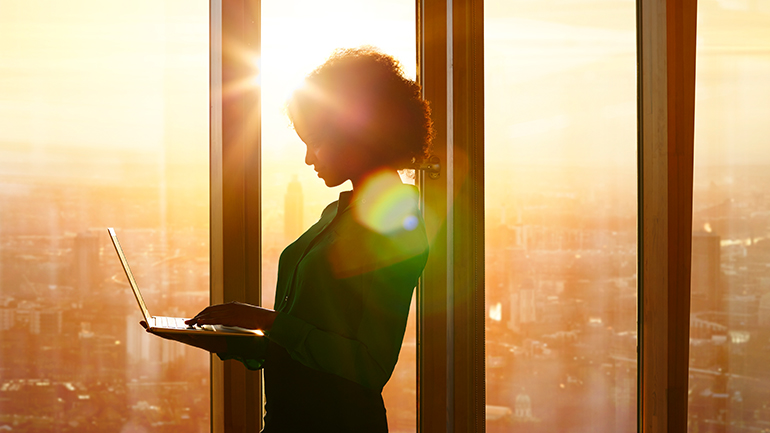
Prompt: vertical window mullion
<box><xmin>419</xmin><ymin>0</ymin><xmax>485</xmax><ymax>429</ymax></box>
<box><xmin>210</xmin><ymin>0</ymin><xmax>262</xmax><ymax>431</ymax></box>
<box><xmin>418</xmin><ymin>0</ymin><xmax>450</xmax><ymax>430</ymax></box>
<box><xmin>450</xmin><ymin>0</ymin><xmax>485</xmax><ymax>429</ymax></box>
<box><xmin>637</xmin><ymin>0</ymin><xmax>698</xmax><ymax>431</ymax></box>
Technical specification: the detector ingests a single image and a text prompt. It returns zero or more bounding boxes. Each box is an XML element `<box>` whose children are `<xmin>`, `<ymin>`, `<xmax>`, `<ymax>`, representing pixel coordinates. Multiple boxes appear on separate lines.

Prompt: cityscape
<box><xmin>2</xmin><ymin>157</ymin><xmax>770</xmax><ymax>431</ymax></box>
<box><xmin>2</xmin><ymin>0</ymin><xmax>769</xmax><ymax>431</ymax></box>
<box><xmin>0</xmin><ymin>167</ymin><xmax>212</xmax><ymax>432</ymax></box>
<box><xmin>484</xmin><ymin>165</ymin><xmax>770</xmax><ymax>432</ymax></box>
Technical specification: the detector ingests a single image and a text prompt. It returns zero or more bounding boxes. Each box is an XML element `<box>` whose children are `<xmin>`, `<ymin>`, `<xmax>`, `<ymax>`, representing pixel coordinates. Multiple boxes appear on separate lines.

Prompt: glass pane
<box><xmin>484</xmin><ymin>1</ymin><xmax>638</xmax><ymax>431</ymax></box>
<box><xmin>688</xmin><ymin>3</ymin><xmax>770</xmax><ymax>432</ymax></box>
<box><xmin>0</xmin><ymin>1</ymin><xmax>210</xmax><ymax>431</ymax></box>
<box><xmin>260</xmin><ymin>1</ymin><xmax>417</xmax><ymax>430</ymax></box>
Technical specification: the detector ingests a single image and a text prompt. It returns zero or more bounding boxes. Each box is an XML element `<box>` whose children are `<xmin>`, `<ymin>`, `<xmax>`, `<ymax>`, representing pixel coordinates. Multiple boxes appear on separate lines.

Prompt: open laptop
<box><xmin>108</xmin><ymin>228</ymin><xmax>261</xmax><ymax>337</ymax></box>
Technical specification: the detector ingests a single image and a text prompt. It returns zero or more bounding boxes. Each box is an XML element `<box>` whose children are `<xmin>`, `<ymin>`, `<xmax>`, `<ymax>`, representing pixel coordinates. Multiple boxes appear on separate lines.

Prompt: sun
<box><xmin>259</xmin><ymin>3</ymin><xmax>416</xmax><ymax>153</ymax></box>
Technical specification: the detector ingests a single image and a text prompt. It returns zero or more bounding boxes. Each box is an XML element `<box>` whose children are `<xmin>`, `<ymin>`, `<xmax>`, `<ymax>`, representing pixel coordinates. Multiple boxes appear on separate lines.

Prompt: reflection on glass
<box><xmin>484</xmin><ymin>0</ymin><xmax>637</xmax><ymax>431</ymax></box>
<box><xmin>0</xmin><ymin>1</ymin><xmax>210</xmax><ymax>431</ymax></box>
<box><xmin>260</xmin><ymin>1</ymin><xmax>417</xmax><ymax>430</ymax></box>
<box><xmin>689</xmin><ymin>3</ymin><xmax>770</xmax><ymax>432</ymax></box>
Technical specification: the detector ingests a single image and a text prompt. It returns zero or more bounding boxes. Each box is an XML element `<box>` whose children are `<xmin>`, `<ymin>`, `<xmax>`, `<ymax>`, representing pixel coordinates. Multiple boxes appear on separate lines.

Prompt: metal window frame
<box><xmin>637</xmin><ymin>0</ymin><xmax>698</xmax><ymax>432</ymax></box>
<box><xmin>418</xmin><ymin>0</ymin><xmax>485</xmax><ymax>431</ymax></box>
<box><xmin>210</xmin><ymin>0</ymin><xmax>263</xmax><ymax>432</ymax></box>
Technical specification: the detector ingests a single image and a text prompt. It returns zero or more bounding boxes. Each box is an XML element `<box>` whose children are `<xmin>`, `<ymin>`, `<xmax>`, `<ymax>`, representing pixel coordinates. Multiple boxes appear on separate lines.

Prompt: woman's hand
<box><xmin>139</xmin><ymin>321</ymin><xmax>228</xmax><ymax>353</ymax></box>
<box><xmin>185</xmin><ymin>301</ymin><xmax>278</xmax><ymax>332</ymax></box>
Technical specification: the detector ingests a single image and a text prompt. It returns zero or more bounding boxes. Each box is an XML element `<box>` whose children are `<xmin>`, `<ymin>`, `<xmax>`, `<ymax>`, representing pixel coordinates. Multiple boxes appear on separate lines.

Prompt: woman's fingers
<box><xmin>186</xmin><ymin>309</ymin><xmax>230</xmax><ymax>326</ymax></box>
<box><xmin>186</xmin><ymin>302</ymin><xmax>238</xmax><ymax>325</ymax></box>
<box><xmin>184</xmin><ymin>302</ymin><xmax>275</xmax><ymax>330</ymax></box>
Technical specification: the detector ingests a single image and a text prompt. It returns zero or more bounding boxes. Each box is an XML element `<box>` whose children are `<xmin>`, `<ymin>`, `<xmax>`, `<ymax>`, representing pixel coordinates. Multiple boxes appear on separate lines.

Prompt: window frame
<box><xmin>418</xmin><ymin>0</ymin><xmax>485</xmax><ymax>431</ymax></box>
<box><xmin>637</xmin><ymin>0</ymin><xmax>698</xmax><ymax>432</ymax></box>
<box><xmin>210</xmin><ymin>0</ymin><xmax>263</xmax><ymax>431</ymax></box>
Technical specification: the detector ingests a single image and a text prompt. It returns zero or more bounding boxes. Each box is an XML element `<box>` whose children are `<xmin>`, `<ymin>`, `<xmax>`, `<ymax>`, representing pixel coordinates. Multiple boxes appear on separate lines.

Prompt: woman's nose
<box><xmin>305</xmin><ymin>146</ymin><xmax>318</xmax><ymax>166</ymax></box>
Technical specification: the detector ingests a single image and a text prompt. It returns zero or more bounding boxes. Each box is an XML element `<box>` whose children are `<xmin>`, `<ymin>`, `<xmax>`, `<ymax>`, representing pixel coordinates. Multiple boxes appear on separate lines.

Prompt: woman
<box><xmin>152</xmin><ymin>47</ymin><xmax>432</xmax><ymax>432</ymax></box>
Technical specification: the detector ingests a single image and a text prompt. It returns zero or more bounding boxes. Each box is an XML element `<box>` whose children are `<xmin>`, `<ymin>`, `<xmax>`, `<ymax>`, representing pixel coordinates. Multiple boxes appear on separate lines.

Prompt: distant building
<box><xmin>284</xmin><ymin>175</ymin><xmax>304</xmax><ymax>243</ymax></box>
<box><xmin>9</xmin><ymin>306</ymin><xmax>62</xmax><ymax>334</ymax></box>
<box><xmin>126</xmin><ymin>312</ymin><xmax>157</xmax><ymax>363</ymax></box>
<box><xmin>691</xmin><ymin>231</ymin><xmax>722</xmax><ymax>313</ymax></box>
<box><xmin>0</xmin><ymin>309</ymin><xmax>14</xmax><ymax>331</ymax></box>
<box><xmin>759</xmin><ymin>292</ymin><xmax>770</xmax><ymax>325</ymax></box>
<box><xmin>29</xmin><ymin>310</ymin><xmax>63</xmax><ymax>335</ymax></box>
<box><xmin>74</xmin><ymin>231</ymin><xmax>100</xmax><ymax>296</ymax></box>
<box><xmin>512</xmin><ymin>392</ymin><xmax>540</xmax><ymax>424</ymax></box>
<box><xmin>125</xmin><ymin>310</ymin><xmax>192</xmax><ymax>366</ymax></box>
<box><xmin>515</xmin><ymin>393</ymin><xmax>533</xmax><ymax>419</ymax></box>
<box><xmin>509</xmin><ymin>277</ymin><xmax>536</xmax><ymax>333</ymax></box>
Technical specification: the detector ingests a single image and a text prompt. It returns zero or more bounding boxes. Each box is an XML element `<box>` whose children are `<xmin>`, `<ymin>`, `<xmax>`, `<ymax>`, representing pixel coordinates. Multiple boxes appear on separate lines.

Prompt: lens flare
<box><xmin>353</xmin><ymin>170</ymin><xmax>420</xmax><ymax>235</ymax></box>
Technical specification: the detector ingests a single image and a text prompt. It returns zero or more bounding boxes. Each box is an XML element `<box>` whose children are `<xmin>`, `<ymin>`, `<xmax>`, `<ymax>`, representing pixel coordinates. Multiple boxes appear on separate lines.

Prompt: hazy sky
<box><xmin>1</xmin><ymin>0</ymin><xmax>769</xmax><ymax>187</ymax></box>
<box><xmin>0</xmin><ymin>0</ymin><xmax>208</xmax><ymax>152</ymax></box>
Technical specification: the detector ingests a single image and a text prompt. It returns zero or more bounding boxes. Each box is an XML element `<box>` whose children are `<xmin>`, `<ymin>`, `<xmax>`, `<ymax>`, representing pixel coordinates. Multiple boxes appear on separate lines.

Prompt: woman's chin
<box><xmin>323</xmin><ymin>178</ymin><xmax>345</xmax><ymax>188</ymax></box>
<box><xmin>315</xmin><ymin>170</ymin><xmax>348</xmax><ymax>188</ymax></box>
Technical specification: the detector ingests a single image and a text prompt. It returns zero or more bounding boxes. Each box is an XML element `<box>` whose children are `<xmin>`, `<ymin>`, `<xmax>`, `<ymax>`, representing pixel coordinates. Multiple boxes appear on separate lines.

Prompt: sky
<box><xmin>1</xmin><ymin>0</ymin><xmax>769</xmax><ymax>188</ymax></box>
<box><xmin>0</xmin><ymin>0</ymin><xmax>207</xmax><ymax>150</ymax></box>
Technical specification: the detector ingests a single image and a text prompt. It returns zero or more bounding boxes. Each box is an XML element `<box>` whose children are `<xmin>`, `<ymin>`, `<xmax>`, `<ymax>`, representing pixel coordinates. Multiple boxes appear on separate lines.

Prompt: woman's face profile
<box><xmin>293</xmin><ymin>113</ymin><xmax>370</xmax><ymax>188</ymax></box>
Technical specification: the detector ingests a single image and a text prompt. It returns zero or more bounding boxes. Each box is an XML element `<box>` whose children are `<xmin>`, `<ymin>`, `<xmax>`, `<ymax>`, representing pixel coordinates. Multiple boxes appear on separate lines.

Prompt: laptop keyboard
<box><xmin>154</xmin><ymin>316</ymin><xmax>189</xmax><ymax>329</ymax></box>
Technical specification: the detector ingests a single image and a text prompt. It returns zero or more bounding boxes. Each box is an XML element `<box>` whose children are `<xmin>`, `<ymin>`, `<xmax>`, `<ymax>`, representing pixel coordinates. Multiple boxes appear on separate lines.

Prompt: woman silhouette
<box><xmin>149</xmin><ymin>47</ymin><xmax>432</xmax><ymax>432</ymax></box>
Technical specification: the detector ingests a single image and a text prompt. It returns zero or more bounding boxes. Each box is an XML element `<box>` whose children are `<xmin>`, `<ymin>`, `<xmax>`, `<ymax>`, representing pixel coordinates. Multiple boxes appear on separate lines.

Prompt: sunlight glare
<box><xmin>260</xmin><ymin>2</ymin><xmax>415</xmax><ymax>155</ymax></box>
<box><xmin>353</xmin><ymin>169</ymin><xmax>420</xmax><ymax>235</ymax></box>
<box><xmin>490</xmin><ymin>302</ymin><xmax>502</xmax><ymax>322</ymax></box>
<box><xmin>251</xmin><ymin>56</ymin><xmax>262</xmax><ymax>88</ymax></box>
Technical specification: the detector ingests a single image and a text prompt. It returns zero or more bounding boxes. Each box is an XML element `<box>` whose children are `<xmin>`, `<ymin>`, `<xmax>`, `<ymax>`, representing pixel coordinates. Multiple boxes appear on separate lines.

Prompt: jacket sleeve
<box><xmin>216</xmin><ymin>334</ymin><xmax>269</xmax><ymax>370</ymax></box>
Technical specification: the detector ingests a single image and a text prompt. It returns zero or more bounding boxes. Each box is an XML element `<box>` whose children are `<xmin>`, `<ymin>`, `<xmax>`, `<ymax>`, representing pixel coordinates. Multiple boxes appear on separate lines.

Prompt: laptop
<box><xmin>108</xmin><ymin>227</ymin><xmax>261</xmax><ymax>337</ymax></box>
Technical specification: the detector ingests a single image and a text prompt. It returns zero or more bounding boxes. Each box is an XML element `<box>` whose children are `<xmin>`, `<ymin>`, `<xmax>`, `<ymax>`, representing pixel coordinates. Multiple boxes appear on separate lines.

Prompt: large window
<box><xmin>484</xmin><ymin>0</ymin><xmax>637</xmax><ymax>431</ymax></box>
<box><xmin>0</xmin><ymin>1</ymin><xmax>210</xmax><ymax>430</ymax></box>
<box><xmin>259</xmin><ymin>0</ymin><xmax>417</xmax><ymax>429</ymax></box>
<box><xmin>688</xmin><ymin>2</ymin><xmax>770</xmax><ymax>431</ymax></box>
<box><xmin>3</xmin><ymin>0</ymin><xmax>739</xmax><ymax>430</ymax></box>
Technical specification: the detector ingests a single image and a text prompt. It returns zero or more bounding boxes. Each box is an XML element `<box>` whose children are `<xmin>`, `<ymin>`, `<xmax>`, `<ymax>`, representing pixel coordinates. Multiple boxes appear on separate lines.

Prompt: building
<box><xmin>691</xmin><ymin>230</ymin><xmax>722</xmax><ymax>314</ymax></box>
<box><xmin>284</xmin><ymin>175</ymin><xmax>304</xmax><ymax>243</ymax></box>
<box><xmin>74</xmin><ymin>231</ymin><xmax>101</xmax><ymax>297</ymax></box>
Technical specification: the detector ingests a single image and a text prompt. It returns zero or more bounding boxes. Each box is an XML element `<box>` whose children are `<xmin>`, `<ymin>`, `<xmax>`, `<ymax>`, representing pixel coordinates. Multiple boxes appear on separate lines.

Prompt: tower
<box><xmin>691</xmin><ymin>230</ymin><xmax>721</xmax><ymax>313</ymax></box>
<box><xmin>284</xmin><ymin>175</ymin><xmax>304</xmax><ymax>243</ymax></box>
<box><xmin>74</xmin><ymin>231</ymin><xmax>100</xmax><ymax>296</ymax></box>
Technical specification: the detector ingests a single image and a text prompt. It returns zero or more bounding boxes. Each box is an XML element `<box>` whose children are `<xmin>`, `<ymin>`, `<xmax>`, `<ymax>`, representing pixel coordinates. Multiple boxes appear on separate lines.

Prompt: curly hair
<box><xmin>287</xmin><ymin>47</ymin><xmax>434</xmax><ymax>170</ymax></box>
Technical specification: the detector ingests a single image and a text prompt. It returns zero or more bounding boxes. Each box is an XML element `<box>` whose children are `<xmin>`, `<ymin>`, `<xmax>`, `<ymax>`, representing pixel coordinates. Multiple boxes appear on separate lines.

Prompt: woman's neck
<box><xmin>350</xmin><ymin>168</ymin><xmax>402</xmax><ymax>192</ymax></box>
<box><xmin>350</xmin><ymin>168</ymin><xmax>403</xmax><ymax>204</ymax></box>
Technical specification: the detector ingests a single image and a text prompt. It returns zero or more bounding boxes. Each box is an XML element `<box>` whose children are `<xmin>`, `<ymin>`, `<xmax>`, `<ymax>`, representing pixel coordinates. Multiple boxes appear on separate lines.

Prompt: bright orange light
<box><xmin>490</xmin><ymin>302</ymin><xmax>502</xmax><ymax>322</ymax></box>
<box><xmin>251</xmin><ymin>56</ymin><xmax>262</xmax><ymax>88</ymax></box>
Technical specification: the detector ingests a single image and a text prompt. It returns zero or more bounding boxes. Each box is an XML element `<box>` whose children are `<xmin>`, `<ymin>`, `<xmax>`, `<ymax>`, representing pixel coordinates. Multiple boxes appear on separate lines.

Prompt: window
<box><xmin>0</xmin><ymin>1</ymin><xmax>210</xmax><ymax>431</ymax></box>
<box><xmin>688</xmin><ymin>3</ymin><xmax>770</xmax><ymax>430</ymax></box>
<box><xmin>2</xmin><ymin>0</ymin><xmax>713</xmax><ymax>430</ymax></box>
<box><xmin>259</xmin><ymin>0</ymin><xmax>417</xmax><ymax>429</ymax></box>
<box><xmin>484</xmin><ymin>0</ymin><xmax>638</xmax><ymax>430</ymax></box>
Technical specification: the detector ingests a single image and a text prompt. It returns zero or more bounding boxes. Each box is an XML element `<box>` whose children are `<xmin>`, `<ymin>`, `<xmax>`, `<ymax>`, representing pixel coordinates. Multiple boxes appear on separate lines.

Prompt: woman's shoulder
<box><xmin>352</xmin><ymin>183</ymin><xmax>420</xmax><ymax>228</ymax></box>
<box><xmin>328</xmin><ymin>185</ymin><xmax>427</xmax><ymax>278</ymax></box>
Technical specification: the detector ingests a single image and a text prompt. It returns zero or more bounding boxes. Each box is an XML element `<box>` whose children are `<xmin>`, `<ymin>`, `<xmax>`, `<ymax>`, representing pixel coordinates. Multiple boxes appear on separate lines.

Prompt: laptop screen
<box><xmin>108</xmin><ymin>228</ymin><xmax>152</xmax><ymax>322</ymax></box>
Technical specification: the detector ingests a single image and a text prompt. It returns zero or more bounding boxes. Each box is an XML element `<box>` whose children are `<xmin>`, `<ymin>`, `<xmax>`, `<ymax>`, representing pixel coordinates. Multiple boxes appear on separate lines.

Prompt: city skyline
<box><xmin>2</xmin><ymin>0</ymin><xmax>770</xmax><ymax>431</ymax></box>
